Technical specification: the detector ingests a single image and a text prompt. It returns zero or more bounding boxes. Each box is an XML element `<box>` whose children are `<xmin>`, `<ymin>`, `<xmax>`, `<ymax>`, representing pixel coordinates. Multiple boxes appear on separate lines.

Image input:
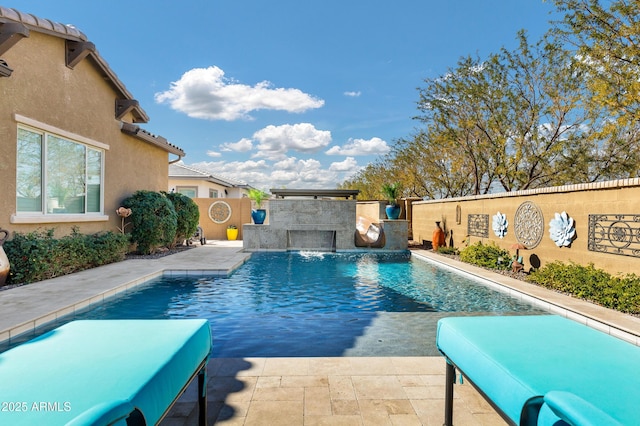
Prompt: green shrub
<box><xmin>164</xmin><ymin>191</ymin><xmax>199</xmax><ymax>246</ymax></box>
<box><xmin>4</xmin><ymin>228</ymin><xmax>128</xmax><ymax>285</ymax></box>
<box><xmin>121</xmin><ymin>190</ymin><xmax>177</xmax><ymax>254</ymax></box>
<box><xmin>529</xmin><ymin>261</ymin><xmax>640</xmax><ymax>315</ymax></box>
<box><xmin>437</xmin><ymin>246</ymin><xmax>459</xmax><ymax>255</ymax></box>
<box><xmin>459</xmin><ymin>241</ymin><xmax>511</xmax><ymax>270</ymax></box>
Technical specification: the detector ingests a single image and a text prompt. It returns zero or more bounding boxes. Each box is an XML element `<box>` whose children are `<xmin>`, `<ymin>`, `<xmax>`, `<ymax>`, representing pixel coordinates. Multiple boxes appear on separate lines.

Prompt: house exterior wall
<box><xmin>412</xmin><ymin>180</ymin><xmax>640</xmax><ymax>275</ymax></box>
<box><xmin>169</xmin><ymin>178</ymin><xmax>231</xmax><ymax>199</ymax></box>
<box><xmin>1</xmin><ymin>31</ymin><xmax>169</xmax><ymax>237</ymax></box>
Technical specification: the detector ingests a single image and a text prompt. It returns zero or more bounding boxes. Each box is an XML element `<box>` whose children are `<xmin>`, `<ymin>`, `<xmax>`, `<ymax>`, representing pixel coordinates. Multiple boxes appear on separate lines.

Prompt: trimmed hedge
<box><xmin>529</xmin><ymin>261</ymin><xmax>640</xmax><ymax>316</ymax></box>
<box><xmin>4</xmin><ymin>228</ymin><xmax>129</xmax><ymax>285</ymax></box>
<box><xmin>122</xmin><ymin>190</ymin><xmax>177</xmax><ymax>254</ymax></box>
<box><xmin>164</xmin><ymin>191</ymin><xmax>199</xmax><ymax>246</ymax></box>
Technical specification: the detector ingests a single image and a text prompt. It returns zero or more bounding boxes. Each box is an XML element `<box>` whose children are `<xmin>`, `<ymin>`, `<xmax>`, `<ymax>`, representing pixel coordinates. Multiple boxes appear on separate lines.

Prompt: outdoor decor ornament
<box><xmin>0</xmin><ymin>228</ymin><xmax>9</xmax><ymax>286</ymax></box>
<box><xmin>549</xmin><ymin>211</ymin><xmax>576</xmax><ymax>247</ymax></box>
<box><xmin>492</xmin><ymin>212</ymin><xmax>508</xmax><ymax>239</ymax></box>
<box><xmin>116</xmin><ymin>207</ymin><xmax>132</xmax><ymax>235</ymax></box>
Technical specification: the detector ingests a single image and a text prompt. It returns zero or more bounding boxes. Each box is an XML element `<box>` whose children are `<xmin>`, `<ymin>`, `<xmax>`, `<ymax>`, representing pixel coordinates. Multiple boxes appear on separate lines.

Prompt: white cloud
<box><xmin>329</xmin><ymin>156</ymin><xmax>359</xmax><ymax>172</ymax></box>
<box><xmin>191</xmin><ymin>157</ymin><xmax>341</xmax><ymax>190</ymax></box>
<box><xmin>221</xmin><ymin>138</ymin><xmax>253</xmax><ymax>152</ymax></box>
<box><xmin>154</xmin><ymin>66</ymin><xmax>324</xmax><ymax>121</ymax></box>
<box><xmin>325</xmin><ymin>137</ymin><xmax>390</xmax><ymax>156</ymax></box>
<box><xmin>344</xmin><ymin>91</ymin><xmax>361</xmax><ymax>97</ymax></box>
<box><xmin>253</xmin><ymin>123</ymin><xmax>332</xmax><ymax>160</ymax></box>
<box><xmin>206</xmin><ymin>150</ymin><xmax>222</xmax><ymax>158</ymax></box>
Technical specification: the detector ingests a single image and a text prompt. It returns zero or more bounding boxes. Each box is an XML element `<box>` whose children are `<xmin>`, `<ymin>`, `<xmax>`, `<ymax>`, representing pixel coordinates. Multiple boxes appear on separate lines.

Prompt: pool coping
<box><xmin>411</xmin><ymin>249</ymin><xmax>640</xmax><ymax>345</ymax></box>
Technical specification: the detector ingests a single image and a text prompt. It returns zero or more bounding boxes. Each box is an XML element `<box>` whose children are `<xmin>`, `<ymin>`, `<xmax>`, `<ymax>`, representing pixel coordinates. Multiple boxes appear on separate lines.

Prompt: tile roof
<box><xmin>0</xmin><ymin>6</ymin><xmax>148</xmax><ymax>122</ymax></box>
<box><xmin>1</xmin><ymin>6</ymin><xmax>186</xmax><ymax>158</ymax></box>
<box><xmin>169</xmin><ymin>163</ymin><xmax>248</xmax><ymax>188</ymax></box>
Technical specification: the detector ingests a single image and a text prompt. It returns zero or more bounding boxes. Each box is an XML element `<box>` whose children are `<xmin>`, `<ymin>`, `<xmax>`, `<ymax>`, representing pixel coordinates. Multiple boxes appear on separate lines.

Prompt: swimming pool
<box><xmin>3</xmin><ymin>252</ymin><xmax>545</xmax><ymax>356</ymax></box>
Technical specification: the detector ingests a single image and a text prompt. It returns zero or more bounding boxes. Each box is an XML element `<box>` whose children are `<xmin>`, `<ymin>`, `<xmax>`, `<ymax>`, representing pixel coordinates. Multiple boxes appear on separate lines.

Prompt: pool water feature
<box><xmin>2</xmin><ymin>252</ymin><xmax>546</xmax><ymax>356</ymax></box>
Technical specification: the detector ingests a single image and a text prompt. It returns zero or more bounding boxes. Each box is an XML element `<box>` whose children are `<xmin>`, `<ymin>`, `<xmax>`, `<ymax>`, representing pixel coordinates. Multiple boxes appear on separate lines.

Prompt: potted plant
<box><xmin>247</xmin><ymin>188</ymin><xmax>268</xmax><ymax>224</ymax></box>
<box><xmin>226</xmin><ymin>224</ymin><xmax>238</xmax><ymax>241</ymax></box>
<box><xmin>381</xmin><ymin>183</ymin><xmax>401</xmax><ymax>219</ymax></box>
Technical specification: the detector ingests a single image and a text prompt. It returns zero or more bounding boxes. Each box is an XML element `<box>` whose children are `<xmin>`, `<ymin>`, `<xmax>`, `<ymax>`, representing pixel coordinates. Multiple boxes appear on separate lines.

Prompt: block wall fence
<box><xmin>410</xmin><ymin>179</ymin><xmax>640</xmax><ymax>275</ymax></box>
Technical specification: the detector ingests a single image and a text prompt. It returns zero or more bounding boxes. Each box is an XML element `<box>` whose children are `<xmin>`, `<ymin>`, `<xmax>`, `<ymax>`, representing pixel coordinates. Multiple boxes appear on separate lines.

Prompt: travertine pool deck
<box><xmin>1</xmin><ymin>243</ymin><xmax>639</xmax><ymax>425</ymax></box>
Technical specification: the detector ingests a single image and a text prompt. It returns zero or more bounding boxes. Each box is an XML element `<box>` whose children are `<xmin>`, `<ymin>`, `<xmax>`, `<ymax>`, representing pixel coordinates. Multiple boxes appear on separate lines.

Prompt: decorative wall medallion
<box><xmin>467</xmin><ymin>214</ymin><xmax>489</xmax><ymax>238</ymax></box>
<box><xmin>514</xmin><ymin>201</ymin><xmax>544</xmax><ymax>248</ymax></box>
<box><xmin>589</xmin><ymin>214</ymin><xmax>640</xmax><ymax>258</ymax></box>
<box><xmin>208</xmin><ymin>200</ymin><xmax>232</xmax><ymax>224</ymax></box>
<box><xmin>549</xmin><ymin>211</ymin><xmax>575</xmax><ymax>247</ymax></box>
<box><xmin>492</xmin><ymin>212</ymin><xmax>508</xmax><ymax>239</ymax></box>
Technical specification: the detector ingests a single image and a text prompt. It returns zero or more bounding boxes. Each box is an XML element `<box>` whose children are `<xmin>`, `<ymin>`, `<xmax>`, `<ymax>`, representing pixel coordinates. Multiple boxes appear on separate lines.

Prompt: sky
<box><xmin>8</xmin><ymin>1</ymin><xmax>559</xmax><ymax>191</ymax></box>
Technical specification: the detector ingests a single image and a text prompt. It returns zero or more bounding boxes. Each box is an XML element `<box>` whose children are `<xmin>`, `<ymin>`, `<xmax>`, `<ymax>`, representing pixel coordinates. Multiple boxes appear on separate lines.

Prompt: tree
<box><xmin>552</xmin><ymin>0</ymin><xmax>640</xmax><ymax>122</ymax></box>
<box><xmin>551</xmin><ymin>0</ymin><xmax>640</xmax><ymax>179</ymax></box>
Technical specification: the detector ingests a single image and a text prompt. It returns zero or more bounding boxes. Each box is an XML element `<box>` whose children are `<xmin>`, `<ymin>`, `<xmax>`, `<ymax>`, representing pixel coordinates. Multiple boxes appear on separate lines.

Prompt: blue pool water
<box><xmin>3</xmin><ymin>252</ymin><xmax>545</xmax><ymax>356</ymax></box>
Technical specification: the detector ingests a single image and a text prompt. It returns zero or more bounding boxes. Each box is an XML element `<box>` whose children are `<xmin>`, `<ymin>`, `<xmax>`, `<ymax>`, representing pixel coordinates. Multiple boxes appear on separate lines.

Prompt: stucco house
<box><xmin>169</xmin><ymin>163</ymin><xmax>250</xmax><ymax>199</ymax></box>
<box><xmin>0</xmin><ymin>7</ymin><xmax>184</xmax><ymax>237</ymax></box>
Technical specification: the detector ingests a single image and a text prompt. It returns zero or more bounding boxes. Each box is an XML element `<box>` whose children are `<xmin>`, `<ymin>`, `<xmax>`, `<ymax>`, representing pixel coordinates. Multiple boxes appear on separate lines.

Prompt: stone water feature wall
<box><xmin>243</xmin><ymin>199</ymin><xmax>355</xmax><ymax>251</ymax></box>
<box><xmin>243</xmin><ymin>197</ymin><xmax>408</xmax><ymax>251</ymax></box>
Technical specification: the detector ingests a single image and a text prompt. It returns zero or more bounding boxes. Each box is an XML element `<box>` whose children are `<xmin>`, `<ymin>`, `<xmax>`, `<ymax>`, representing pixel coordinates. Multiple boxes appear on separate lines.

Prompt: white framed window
<box><xmin>176</xmin><ymin>187</ymin><xmax>197</xmax><ymax>198</ymax></box>
<box><xmin>209</xmin><ymin>189</ymin><xmax>218</xmax><ymax>198</ymax></box>
<box><xmin>16</xmin><ymin>126</ymin><xmax>104</xmax><ymax>216</ymax></box>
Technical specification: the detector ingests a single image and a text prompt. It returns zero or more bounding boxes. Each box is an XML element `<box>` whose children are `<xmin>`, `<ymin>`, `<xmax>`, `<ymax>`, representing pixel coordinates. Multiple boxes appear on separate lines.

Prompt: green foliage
<box><xmin>4</xmin><ymin>228</ymin><xmax>129</xmax><ymax>285</ymax></box>
<box><xmin>529</xmin><ymin>261</ymin><xmax>640</xmax><ymax>315</ymax></box>
<box><xmin>122</xmin><ymin>190</ymin><xmax>177</xmax><ymax>254</ymax></box>
<box><xmin>247</xmin><ymin>188</ymin><xmax>269</xmax><ymax>208</ymax></box>
<box><xmin>164</xmin><ymin>192</ymin><xmax>199</xmax><ymax>246</ymax></box>
<box><xmin>381</xmin><ymin>183</ymin><xmax>401</xmax><ymax>205</ymax></box>
<box><xmin>459</xmin><ymin>241</ymin><xmax>511</xmax><ymax>270</ymax></box>
<box><xmin>437</xmin><ymin>246</ymin><xmax>459</xmax><ymax>255</ymax></box>
<box><xmin>340</xmin><ymin>9</ymin><xmax>640</xmax><ymax>197</ymax></box>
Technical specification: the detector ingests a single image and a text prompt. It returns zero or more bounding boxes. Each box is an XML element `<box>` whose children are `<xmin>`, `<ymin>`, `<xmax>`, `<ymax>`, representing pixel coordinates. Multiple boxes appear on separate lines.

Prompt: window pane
<box><xmin>16</xmin><ymin>129</ymin><xmax>43</xmax><ymax>212</ymax></box>
<box><xmin>177</xmin><ymin>187</ymin><xmax>197</xmax><ymax>198</ymax></box>
<box><xmin>46</xmin><ymin>135</ymin><xmax>85</xmax><ymax>214</ymax></box>
<box><xmin>87</xmin><ymin>149</ymin><xmax>101</xmax><ymax>213</ymax></box>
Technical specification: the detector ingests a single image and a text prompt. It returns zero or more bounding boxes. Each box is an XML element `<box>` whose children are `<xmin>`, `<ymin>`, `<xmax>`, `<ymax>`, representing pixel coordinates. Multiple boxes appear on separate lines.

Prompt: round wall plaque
<box><xmin>208</xmin><ymin>200</ymin><xmax>232</xmax><ymax>224</ymax></box>
<box><xmin>514</xmin><ymin>201</ymin><xmax>544</xmax><ymax>249</ymax></box>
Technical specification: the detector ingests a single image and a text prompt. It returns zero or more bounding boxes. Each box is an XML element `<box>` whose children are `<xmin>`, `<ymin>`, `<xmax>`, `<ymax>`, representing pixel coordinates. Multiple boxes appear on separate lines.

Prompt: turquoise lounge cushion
<box><xmin>436</xmin><ymin>315</ymin><xmax>640</xmax><ymax>425</ymax></box>
<box><xmin>0</xmin><ymin>319</ymin><xmax>211</xmax><ymax>425</ymax></box>
<box><xmin>541</xmin><ymin>391</ymin><xmax>623</xmax><ymax>426</ymax></box>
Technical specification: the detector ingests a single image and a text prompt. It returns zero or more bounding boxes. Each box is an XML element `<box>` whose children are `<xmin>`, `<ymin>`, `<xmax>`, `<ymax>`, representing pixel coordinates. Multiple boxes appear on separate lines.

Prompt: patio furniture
<box><xmin>0</xmin><ymin>319</ymin><xmax>211</xmax><ymax>425</ymax></box>
<box><xmin>437</xmin><ymin>315</ymin><xmax>639</xmax><ymax>425</ymax></box>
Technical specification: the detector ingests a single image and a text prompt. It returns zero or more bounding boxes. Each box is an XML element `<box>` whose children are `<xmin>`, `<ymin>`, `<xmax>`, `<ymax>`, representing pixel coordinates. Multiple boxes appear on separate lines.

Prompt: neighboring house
<box><xmin>0</xmin><ymin>7</ymin><xmax>184</xmax><ymax>237</ymax></box>
<box><xmin>169</xmin><ymin>163</ymin><xmax>250</xmax><ymax>199</ymax></box>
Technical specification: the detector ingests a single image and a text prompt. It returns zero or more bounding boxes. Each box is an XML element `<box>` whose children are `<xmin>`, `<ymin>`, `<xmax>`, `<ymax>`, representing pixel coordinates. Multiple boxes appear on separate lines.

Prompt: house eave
<box><xmin>121</xmin><ymin>121</ymin><xmax>185</xmax><ymax>157</ymax></box>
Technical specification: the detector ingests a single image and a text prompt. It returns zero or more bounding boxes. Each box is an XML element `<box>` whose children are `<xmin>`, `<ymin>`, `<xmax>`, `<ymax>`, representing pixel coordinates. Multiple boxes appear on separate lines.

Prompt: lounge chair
<box><xmin>0</xmin><ymin>319</ymin><xmax>211</xmax><ymax>425</ymax></box>
<box><xmin>437</xmin><ymin>315</ymin><xmax>639</xmax><ymax>425</ymax></box>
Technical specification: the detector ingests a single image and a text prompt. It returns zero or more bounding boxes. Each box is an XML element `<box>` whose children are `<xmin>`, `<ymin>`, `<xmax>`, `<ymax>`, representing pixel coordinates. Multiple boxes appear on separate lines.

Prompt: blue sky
<box><xmin>10</xmin><ymin>1</ymin><xmax>558</xmax><ymax>190</ymax></box>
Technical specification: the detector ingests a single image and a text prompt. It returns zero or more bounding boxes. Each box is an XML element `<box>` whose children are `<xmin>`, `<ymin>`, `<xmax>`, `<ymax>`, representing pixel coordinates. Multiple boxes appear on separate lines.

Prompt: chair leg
<box><xmin>444</xmin><ymin>361</ymin><xmax>455</xmax><ymax>426</ymax></box>
<box><xmin>198</xmin><ymin>368</ymin><xmax>207</xmax><ymax>426</ymax></box>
